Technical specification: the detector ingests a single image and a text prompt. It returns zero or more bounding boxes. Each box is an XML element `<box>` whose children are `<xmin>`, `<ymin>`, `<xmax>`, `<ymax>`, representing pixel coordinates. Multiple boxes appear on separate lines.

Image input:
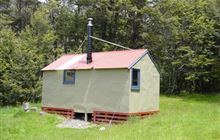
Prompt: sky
<box><xmin>38</xmin><ymin>0</ymin><xmax>46</xmax><ymax>3</ymax></box>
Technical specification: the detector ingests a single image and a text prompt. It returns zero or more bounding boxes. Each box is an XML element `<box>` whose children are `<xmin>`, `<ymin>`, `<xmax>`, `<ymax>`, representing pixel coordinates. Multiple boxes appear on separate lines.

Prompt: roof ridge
<box><xmin>64</xmin><ymin>49</ymin><xmax>147</xmax><ymax>56</ymax></box>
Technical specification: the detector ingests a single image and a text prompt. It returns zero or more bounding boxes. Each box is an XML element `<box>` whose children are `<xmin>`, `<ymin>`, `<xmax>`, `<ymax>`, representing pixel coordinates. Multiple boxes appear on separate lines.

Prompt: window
<box><xmin>63</xmin><ymin>70</ymin><xmax>75</xmax><ymax>84</ymax></box>
<box><xmin>131</xmin><ymin>69</ymin><xmax>140</xmax><ymax>91</ymax></box>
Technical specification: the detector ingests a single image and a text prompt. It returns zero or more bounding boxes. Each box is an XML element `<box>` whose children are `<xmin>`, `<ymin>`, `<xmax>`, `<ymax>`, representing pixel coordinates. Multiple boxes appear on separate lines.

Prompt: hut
<box><xmin>41</xmin><ymin>18</ymin><xmax>160</xmax><ymax>123</ymax></box>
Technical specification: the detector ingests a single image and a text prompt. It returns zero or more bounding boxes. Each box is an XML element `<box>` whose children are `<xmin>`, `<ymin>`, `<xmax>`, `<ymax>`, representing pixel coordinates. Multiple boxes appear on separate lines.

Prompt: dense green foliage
<box><xmin>1</xmin><ymin>94</ymin><xmax>220</xmax><ymax>139</ymax></box>
<box><xmin>0</xmin><ymin>0</ymin><xmax>220</xmax><ymax>105</ymax></box>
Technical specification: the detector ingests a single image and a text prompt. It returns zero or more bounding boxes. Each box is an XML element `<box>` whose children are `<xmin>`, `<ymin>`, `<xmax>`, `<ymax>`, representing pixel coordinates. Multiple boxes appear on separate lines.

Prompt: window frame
<box><xmin>131</xmin><ymin>68</ymin><xmax>140</xmax><ymax>91</ymax></box>
<box><xmin>63</xmin><ymin>70</ymin><xmax>75</xmax><ymax>84</ymax></box>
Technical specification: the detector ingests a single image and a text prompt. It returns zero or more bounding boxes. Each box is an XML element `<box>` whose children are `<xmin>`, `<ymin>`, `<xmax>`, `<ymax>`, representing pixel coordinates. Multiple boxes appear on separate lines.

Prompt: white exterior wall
<box><xmin>129</xmin><ymin>54</ymin><xmax>160</xmax><ymax>113</ymax></box>
<box><xmin>42</xmin><ymin>54</ymin><xmax>160</xmax><ymax>114</ymax></box>
<box><xmin>42</xmin><ymin>69</ymin><xmax>130</xmax><ymax>113</ymax></box>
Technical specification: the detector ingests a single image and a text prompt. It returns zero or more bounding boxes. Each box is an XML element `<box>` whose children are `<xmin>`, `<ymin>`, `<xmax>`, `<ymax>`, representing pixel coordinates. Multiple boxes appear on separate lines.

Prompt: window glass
<box><xmin>132</xmin><ymin>70</ymin><xmax>138</xmax><ymax>86</ymax></box>
<box><xmin>131</xmin><ymin>69</ymin><xmax>140</xmax><ymax>90</ymax></box>
<box><xmin>63</xmin><ymin>70</ymin><xmax>75</xmax><ymax>84</ymax></box>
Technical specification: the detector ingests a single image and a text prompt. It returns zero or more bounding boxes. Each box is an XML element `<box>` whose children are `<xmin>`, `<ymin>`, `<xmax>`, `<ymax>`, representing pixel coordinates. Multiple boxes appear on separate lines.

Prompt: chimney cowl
<box><xmin>88</xmin><ymin>18</ymin><xmax>93</xmax><ymax>26</ymax></box>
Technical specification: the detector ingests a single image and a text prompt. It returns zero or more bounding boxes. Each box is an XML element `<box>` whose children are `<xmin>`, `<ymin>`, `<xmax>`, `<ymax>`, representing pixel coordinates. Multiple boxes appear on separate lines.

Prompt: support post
<box><xmin>85</xmin><ymin>113</ymin><xmax>88</xmax><ymax>122</ymax></box>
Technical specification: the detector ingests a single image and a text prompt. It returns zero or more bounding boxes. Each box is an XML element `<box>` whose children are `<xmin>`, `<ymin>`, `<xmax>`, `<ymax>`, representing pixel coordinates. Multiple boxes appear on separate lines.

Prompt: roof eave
<box><xmin>42</xmin><ymin>67</ymin><xmax>128</xmax><ymax>71</ymax></box>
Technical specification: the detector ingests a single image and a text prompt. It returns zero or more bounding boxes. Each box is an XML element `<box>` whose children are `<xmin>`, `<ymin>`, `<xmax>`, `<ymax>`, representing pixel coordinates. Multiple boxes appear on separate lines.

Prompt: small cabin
<box><xmin>41</xmin><ymin>18</ymin><xmax>160</xmax><ymax>123</ymax></box>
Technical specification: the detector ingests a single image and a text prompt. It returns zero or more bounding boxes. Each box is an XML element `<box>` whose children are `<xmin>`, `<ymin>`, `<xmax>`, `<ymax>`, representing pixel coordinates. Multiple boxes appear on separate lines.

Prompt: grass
<box><xmin>1</xmin><ymin>94</ymin><xmax>220</xmax><ymax>140</ymax></box>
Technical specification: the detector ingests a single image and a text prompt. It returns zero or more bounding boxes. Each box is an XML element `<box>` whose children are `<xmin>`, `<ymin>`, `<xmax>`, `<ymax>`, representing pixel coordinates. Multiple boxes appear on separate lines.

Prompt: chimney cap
<box><xmin>88</xmin><ymin>18</ymin><xmax>93</xmax><ymax>26</ymax></box>
<box><xmin>88</xmin><ymin>18</ymin><xmax>93</xmax><ymax>21</ymax></box>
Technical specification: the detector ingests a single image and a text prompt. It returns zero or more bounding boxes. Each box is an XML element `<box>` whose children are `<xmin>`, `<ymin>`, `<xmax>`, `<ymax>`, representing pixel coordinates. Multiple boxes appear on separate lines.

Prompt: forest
<box><xmin>0</xmin><ymin>0</ymin><xmax>220</xmax><ymax>105</ymax></box>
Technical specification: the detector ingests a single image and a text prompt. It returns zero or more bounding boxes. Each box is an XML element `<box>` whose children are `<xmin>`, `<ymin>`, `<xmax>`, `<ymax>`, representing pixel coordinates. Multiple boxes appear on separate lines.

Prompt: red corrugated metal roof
<box><xmin>42</xmin><ymin>49</ymin><xmax>147</xmax><ymax>71</ymax></box>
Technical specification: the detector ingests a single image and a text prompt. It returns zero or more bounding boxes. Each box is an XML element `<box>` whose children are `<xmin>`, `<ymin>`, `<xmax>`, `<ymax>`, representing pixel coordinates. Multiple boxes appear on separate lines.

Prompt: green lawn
<box><xmin>1</xmin><ymin>94</ymin><xmax>220</xmax><ymax>140</ymax></box>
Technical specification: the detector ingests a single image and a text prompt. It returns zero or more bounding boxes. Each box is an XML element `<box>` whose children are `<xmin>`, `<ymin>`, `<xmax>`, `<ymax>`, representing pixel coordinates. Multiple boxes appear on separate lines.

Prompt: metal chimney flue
<box><xmin>87</xmin><ymin>18</ymin><xmax>93</xmax><ymax>64</ymax></box>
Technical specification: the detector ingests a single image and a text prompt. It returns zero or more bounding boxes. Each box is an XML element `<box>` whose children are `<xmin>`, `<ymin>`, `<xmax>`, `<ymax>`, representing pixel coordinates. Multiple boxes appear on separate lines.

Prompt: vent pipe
<box><xmin>87</xmin><ymin>18</ymin><xmax>93</xmax><ymax>64</ymax></box>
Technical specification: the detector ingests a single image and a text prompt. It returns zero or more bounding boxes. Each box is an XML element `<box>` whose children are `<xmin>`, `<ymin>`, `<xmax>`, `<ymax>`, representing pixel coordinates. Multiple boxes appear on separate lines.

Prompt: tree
<box><xmin>1</xmin><ymin>0</ymin><xmax>220</xmax><ymax>106</ymax></box>
<box><xmin>20</xmin><ymin>2</ymin><xmax>61</xmax><ymax>67</ymax></box>
<box><xmin>0</xmin><ymin>1</ymin><xmax>60</xmax><ymax>105</ymax></box>
<box><xmin>55</xmin><ymin>5</ymin><xmax>86</xmax><ymax>53</ymax></box>
<box><xmin>0</xmin><ymin>28</ymin><xmax>41</xmax><ymax>105</ymax></box>
<box><xmin>210</xmin><ymin>0</ymin><xmax>220</xmax><ymax>91</ymax></box>
<box><xmin>143</xmin><ymin>0</ymin><xmax>217</xmax><ymax>93</ymax></box>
